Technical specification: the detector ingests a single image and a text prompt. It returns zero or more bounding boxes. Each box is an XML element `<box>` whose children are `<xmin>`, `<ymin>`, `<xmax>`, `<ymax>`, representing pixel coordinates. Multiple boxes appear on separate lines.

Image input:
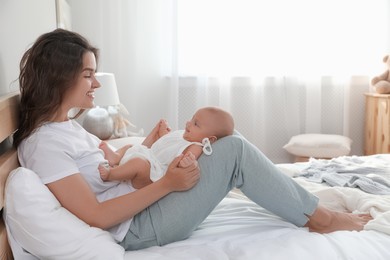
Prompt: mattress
<box><xmin>122</xmin><ymin>156</ymin><xmax>390</xmax><ymax>260</ymax></box>
<box><xmin>123</xmin><ymin>196</ymin><xmax>390</xmax><ymax>259</ymax></box>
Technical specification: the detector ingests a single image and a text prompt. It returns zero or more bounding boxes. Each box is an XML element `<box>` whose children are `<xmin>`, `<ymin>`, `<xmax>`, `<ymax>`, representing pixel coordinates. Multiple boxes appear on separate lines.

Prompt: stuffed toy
<box><xmin>108</xmin><ymin>105</ymin><xmax>144</xmax><ymax>138</ymax></box>
<box><xmin>112</xmin><ymin>112</ymin><xmax>133</xmax><ymax>138</ymax></box>
<box><xmin>371</xmin><ymin>55</ymin><xmax>390</xmax><ymax>94</ymax></box>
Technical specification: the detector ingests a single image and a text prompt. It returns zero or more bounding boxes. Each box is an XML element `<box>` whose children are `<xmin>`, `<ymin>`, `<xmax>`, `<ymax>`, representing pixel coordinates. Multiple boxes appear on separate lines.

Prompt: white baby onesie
<box><xmin>120</xmin><ymin>130</ymin><xmax>211</xmax><ymax>181</ymax></box>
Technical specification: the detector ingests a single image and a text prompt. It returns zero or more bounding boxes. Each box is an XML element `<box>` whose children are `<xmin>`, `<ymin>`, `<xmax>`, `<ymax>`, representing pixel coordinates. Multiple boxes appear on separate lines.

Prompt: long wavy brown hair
<box><xmin>13</xmin><ymin>29</ymin><xmax>99</xmax><ymax>148</ymax></box>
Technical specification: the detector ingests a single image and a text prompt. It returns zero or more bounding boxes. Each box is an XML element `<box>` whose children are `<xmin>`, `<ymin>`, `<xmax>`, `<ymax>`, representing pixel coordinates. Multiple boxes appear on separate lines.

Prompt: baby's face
<box><xmin>183</xmin><ymin>109</ymin><xmax>215</xmax><ymax>142</ymax></box>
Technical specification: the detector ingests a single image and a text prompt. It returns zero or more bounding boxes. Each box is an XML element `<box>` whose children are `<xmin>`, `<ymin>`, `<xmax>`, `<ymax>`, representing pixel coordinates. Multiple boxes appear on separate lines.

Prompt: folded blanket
<box><xmin>298</xmin><ymin>154</ymin><xmax>390</xmax><ymax>195</ymax></box>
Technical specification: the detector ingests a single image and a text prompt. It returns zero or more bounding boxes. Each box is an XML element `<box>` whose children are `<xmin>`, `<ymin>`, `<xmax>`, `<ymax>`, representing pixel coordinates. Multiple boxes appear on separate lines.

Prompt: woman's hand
<box><xmin>162</xmin><ymin>153</ymin><xmax>200</xmax><ymax>192</ymax></box>
<box><xmin>142</xmin><ymin>119</ymin><xmax>171</xmax><ymax>148</ymax></box>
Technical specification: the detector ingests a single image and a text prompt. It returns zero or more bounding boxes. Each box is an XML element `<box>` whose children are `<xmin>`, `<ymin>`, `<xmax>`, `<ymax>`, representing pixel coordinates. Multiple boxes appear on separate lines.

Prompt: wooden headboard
<box><xmin>0</xmin><ymin>91</ymin><xmax>20</xmax><ymax>260</ymax></box>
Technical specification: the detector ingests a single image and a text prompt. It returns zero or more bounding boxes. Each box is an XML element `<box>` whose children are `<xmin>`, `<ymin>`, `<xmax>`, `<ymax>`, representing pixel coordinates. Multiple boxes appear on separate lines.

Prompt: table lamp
<box><xmin>83</xmin><ymin>72</ymin><xmax>120</xmax><ymax>140</ymax></box>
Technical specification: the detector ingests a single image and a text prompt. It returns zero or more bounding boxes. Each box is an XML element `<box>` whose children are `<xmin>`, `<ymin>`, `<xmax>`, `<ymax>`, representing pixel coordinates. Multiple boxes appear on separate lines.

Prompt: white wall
<box><xmin>0</xmin><ymin>0</ymin><xmax>56</xmax><ymax>95</ymax></box>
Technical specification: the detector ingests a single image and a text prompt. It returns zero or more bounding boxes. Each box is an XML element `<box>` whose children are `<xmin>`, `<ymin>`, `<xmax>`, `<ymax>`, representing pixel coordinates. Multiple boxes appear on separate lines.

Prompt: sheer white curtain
<box><xmin>70</xmin><ymin>0</ymin><xmax>179</xmax><ymax>129</ymax></box>
<box><xmin>69</xmin><ymin>0</ymin><xmax>389</xmax><ymax>162</ymax></box>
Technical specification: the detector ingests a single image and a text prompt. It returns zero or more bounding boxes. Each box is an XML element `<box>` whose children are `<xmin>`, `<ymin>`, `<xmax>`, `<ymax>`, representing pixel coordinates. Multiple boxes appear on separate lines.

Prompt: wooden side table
<box><xmin>364</xmin><ymin>93</ymin><xmax>390</xmax><ymax>155</ymax></box>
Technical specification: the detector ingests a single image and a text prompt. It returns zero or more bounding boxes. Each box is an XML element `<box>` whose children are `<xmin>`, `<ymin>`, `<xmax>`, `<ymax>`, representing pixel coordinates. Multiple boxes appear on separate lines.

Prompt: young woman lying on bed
<box><xmin>12</xmin><ymin>28</ymin><xmax>371</xmax><ymax>250</ymax></box>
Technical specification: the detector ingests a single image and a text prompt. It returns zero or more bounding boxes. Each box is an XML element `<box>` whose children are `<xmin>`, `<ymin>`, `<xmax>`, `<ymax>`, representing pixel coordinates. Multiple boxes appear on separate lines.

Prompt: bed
<box><xmin>1</xmin><ymin>91</ymin><xmax>390</xmax><ymax>260</ymax></box>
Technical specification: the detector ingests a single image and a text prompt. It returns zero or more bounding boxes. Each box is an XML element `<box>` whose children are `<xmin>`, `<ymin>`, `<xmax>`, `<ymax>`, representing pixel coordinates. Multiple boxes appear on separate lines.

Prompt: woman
<box><xmin>13</xmin><ymin>29</ymin><xmax>371</xmax><ymax>251</ymax></box>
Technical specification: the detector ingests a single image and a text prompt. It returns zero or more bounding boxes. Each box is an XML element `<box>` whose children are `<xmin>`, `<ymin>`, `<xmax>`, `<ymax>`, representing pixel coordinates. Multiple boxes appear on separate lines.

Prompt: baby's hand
<box><xmin>179</xmin><ymin>152</ymin><xmax>196</xmax><ymax>168</ymax></box>
<box><xmin>163</xmin><ymin>153</ymin><xmax>200</xmax><ymax>192</ymax></box>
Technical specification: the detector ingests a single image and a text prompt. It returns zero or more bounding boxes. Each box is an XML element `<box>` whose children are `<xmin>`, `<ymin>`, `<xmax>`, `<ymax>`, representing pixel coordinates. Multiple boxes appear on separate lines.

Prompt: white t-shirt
<box><xmin>18</xmin><ymin>120</ymin><xmax>135</xmax><ymax>242</ymax></box>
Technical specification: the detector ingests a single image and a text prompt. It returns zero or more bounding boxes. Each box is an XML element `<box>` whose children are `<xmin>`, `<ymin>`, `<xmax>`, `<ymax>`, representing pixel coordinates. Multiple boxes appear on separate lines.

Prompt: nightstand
<box><xmin>364</xmin><ymin>93</ymin><xmax>390</xmax><ymax>155</ymax></box>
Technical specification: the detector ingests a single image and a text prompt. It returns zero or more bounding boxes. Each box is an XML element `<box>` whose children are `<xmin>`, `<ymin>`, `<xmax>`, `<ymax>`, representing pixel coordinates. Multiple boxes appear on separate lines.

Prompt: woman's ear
<box><xmin>209</xmin><ymin>136</ymin><xmax>217</xmax><ymax>143</ymax></box>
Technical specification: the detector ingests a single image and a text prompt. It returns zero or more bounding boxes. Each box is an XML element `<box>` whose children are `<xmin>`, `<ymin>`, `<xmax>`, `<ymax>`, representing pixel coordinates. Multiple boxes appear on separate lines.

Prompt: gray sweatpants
<box><xmin>119</xmin><ymin>134</ymin><xmax>319</xmax><ymax>250</ymax></box>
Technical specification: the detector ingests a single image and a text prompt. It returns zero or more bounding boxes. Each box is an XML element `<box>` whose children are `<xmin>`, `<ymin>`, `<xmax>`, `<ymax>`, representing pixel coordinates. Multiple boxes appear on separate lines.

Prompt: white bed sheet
<box><xmin>123</xmin><ymin>195</ymin><xmax>390</xmax><ymax>260</ymax></box>
<box><xmin>109</xmin><ymin>138</ymin><xmax>390</xmax><ymax>260</ymax></box>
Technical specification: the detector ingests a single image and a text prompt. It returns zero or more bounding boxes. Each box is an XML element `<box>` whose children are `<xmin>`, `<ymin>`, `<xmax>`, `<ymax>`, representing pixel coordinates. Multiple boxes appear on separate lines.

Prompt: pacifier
<box><xmin>202</xmin><ymin>138</ymin><xmax>212</xmax><ymax>155</ymax></box>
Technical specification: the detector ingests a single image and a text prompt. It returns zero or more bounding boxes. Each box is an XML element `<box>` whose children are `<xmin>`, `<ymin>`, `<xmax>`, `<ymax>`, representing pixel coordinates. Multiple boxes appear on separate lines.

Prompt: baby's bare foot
<box><xmin>98</xmin><ymin>162</ymin><xmax>111</xmax><ymax>181</ymax></box>
<box><xmin>158</xmin><ymin>120</ymin><xmax>171</xmax><ymax>137</ymax></box>
<box><xmin>99</xmin><ymin>141</ymin><xmax>109</xmax><ymax>152</ymax></box>
<box><xmin>99</xmin><ymin>141</ymin><xmax>119</xmax><ymax>165</ymax></box>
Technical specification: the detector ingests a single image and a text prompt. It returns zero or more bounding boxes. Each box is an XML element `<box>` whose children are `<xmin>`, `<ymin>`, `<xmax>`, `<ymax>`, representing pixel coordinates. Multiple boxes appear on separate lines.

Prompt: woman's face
<box><xmin>62</xmin><ymin>51</ymin><xmax>100</xmax><ymax>117</ymax></box>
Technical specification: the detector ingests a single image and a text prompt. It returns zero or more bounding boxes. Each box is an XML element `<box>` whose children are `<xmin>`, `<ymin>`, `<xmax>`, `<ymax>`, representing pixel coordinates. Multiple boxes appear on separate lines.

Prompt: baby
<box><xmin>98</xmin><ymin>107</ymin><xmax>234</xmax><ymax>189</ymax></box>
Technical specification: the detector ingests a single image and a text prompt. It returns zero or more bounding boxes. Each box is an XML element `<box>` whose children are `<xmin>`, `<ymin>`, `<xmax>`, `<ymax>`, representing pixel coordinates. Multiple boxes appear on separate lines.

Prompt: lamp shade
<box><xmin>94</xmin><ymin>72</ymin><xmax>120</xmax><ymax>107</ymax></box>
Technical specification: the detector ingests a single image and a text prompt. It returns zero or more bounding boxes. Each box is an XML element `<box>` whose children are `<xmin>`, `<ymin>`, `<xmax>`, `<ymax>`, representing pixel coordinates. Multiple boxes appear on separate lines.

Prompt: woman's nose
<box><xmin>93</xmin><ymin>76</ymin><xmax>101</xmax><ymax>89</ymax></box>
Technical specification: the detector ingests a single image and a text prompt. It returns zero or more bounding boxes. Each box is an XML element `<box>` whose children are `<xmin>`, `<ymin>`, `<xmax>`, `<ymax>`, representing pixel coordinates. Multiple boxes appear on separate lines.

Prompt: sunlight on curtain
<box><xmin>175</xmin><ymin>0</ymin><xmax>389</xmax><ymax>162</ymax></box>
<box><xmin>178</xmin><ymin>0</ymin><xmax>388</xmax><ymax>77</ymax></box>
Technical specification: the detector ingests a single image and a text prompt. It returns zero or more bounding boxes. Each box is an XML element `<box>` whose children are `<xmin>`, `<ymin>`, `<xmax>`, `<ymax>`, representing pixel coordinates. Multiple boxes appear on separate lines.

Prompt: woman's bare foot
<box><xmin>98</xmin><ymin>163</ymin><xmax>111</xmax><ymax>181</ymax></box>
<box><xmin>305</xmin><ymin>205</ymin><xmax>372</xmax><ymax>233</ymax></box>
<box><xmin>99</xmin><ymin>141</ymin><xmax>121</xmax><ymax>166</ymax></box>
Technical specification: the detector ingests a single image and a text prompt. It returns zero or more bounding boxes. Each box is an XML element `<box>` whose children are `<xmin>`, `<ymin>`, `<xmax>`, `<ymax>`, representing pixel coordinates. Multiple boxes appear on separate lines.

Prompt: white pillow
<box><xmin>4</xmin><ymin>167</ymin><xmax>125</xmax><ymax>260</ymax></box>
<box><xmin>283</xmin><ymin>134</ymin><xmax>352</xmax><ymax>158</ymax></box>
